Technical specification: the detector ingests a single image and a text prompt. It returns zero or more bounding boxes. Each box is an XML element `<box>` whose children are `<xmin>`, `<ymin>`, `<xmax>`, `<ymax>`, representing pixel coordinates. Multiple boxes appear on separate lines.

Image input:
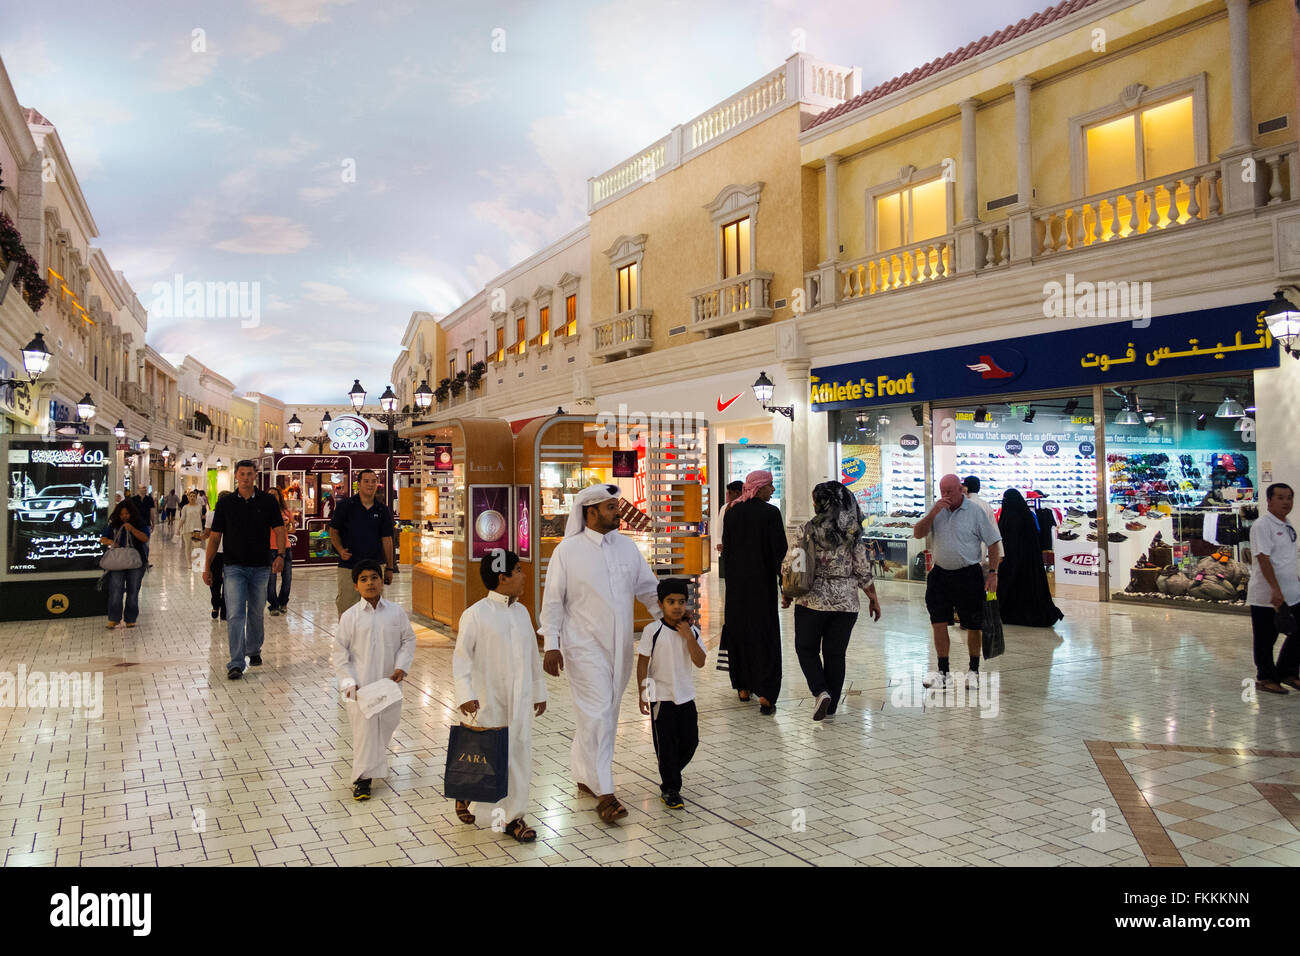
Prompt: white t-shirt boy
<box><xmin>638</xmin><ymin>619</ymin><xmax>705</xmax><ymax>704</ymax></box>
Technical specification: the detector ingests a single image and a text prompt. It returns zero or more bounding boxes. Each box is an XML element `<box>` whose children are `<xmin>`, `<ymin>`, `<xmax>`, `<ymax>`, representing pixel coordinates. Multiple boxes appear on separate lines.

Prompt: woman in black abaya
<box><xmin>996</xmin><ymin>488</ymin><xmax>1064</xmax><ymax>626</ymax></box>
<box><xmin>720</xmin><ymin>470</ymin><xmax>788</xmax><ymax>715</ymax></box>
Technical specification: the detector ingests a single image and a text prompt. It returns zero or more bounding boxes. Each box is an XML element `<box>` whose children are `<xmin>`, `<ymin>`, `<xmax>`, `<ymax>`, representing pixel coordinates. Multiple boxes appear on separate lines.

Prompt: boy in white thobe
<box><xmin>454</xmin><ymin>549</ymin><xmax>547</xmax><ymax>841</ymax></box>
<box><xmin>333</xmin><ymin>560</ymin><xmax>416</xmax><ymax>800</ymax></box>
<box><xmin>539</xmin><ymin>484</ymin><xmax>661</xmax><ymax>824</ymax></box>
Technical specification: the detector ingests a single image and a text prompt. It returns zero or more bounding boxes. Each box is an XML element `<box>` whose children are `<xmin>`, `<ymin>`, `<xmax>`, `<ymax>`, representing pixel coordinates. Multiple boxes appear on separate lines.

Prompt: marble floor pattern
<box><xmin>1</xmin><ymin>523</ymin><xmax>1298</xmax><ymax>867</ymax></box>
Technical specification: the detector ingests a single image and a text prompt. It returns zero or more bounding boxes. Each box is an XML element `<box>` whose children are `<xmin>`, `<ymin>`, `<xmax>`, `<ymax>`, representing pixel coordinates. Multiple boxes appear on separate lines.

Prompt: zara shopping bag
<box><xmin>443</xmin><ymin>720</ymin><xmax>509</xmax><ymax>804</ymax></box>
<box><xmin>981</xmin><ymin>593</ymin><xmax>1005</xmax><ymax>660</ymax></box>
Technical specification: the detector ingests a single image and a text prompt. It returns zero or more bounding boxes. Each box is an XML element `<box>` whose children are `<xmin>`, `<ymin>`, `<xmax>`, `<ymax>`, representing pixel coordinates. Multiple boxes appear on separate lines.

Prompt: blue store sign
<box><xmin>809</xmin><ymin>303</ymin><xmax>1276</xmax><ymax>412</ymax></box>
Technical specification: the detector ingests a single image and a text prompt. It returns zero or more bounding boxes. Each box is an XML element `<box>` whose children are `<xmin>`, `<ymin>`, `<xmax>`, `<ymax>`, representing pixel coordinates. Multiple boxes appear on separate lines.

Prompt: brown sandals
<box><xmin>454</xmin><ymin>800</ymin><xmax>475</xmax><ymax>824</ymax></box>
<box><xmin>504</xmin><ymin>818</ymin><xmax>536</xmax><ymax>842</ymax></box>
<box><xmin>595</xmin><ymin>795</ymin><xmax>628</xmax><ymax>823</ymax></box>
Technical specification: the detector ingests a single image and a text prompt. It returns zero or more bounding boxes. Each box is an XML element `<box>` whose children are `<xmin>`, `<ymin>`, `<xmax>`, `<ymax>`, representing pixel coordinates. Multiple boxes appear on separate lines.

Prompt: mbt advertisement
<box><xmin>3</xmin><ymin>438</ymin><xmax>112</xmax><ymax>578</ymax></box>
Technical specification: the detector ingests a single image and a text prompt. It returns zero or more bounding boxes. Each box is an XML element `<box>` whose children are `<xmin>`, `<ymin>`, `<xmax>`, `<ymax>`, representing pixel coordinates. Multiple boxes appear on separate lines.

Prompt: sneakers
<box><xmin>1108</xmin><ymin>532</ymin><xmax>1129</xmax><ymax>542</ymax></box>
<box><xmin>268</xmin><ymin>606</ymin><xmax>280</xmax><ymax>617</ymax></box>
<box><xmin>227</xmin><ymin>667</ymin><xmax>243</xmax><ymax>680</ymax></box>
<box><xmin>249</xmin><ymin>654</ymin><xmax>263</xmax><ymax>667</ymax></box>
<box><xmin>813</xmin><ymin>692</ymin><xmax>832</xmax><ymax>722</ymax></box>
<box><xmin>1057</xmin><ymin>531</ymin><xmax>1079</xmax><ymax>541</ymax></box>
<box><xmin>965</xmin><ymin>671</ymin><xmax>980</xmax><ymax>690</ymax></box>
<box><xmin>922</xmin><ymin>671</ymin><xmax>950</xmax><ymax>689</ymax></box>
<box><xmin>353</xmin><ymin>778</ymin><xmax>372</xmax><ymax>801</ymax></box>
<box><xmin>660</xmin><ymin>790</ymin><xmax>684</xmax><ymax>810</ymax></box>
<box><xmin>1125</xmin><ymin>521</ymin><xmax>1146</xmax><ymax>531</ymax></box>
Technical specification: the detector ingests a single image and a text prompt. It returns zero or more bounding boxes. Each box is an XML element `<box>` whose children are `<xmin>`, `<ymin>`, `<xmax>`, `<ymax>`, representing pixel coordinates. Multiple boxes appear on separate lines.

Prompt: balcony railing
<box><xmin>1033</xmin><ymin>161</ymin><xmax>1223</xmax><ymax>256</ymax></box>
<box><xmin>690</xmin><ymin>271</ymin><xmax>774</xmax><ymax>336</ymax></box>
<box><xmin>592</xmin><ymin>309</ymin><xmax>653</xmax><ymax>361</ymax></box>
<box><xmin>803</xmin><ymin>142</ymin><xmax>1298</xmax><ymax>313</ymax></box>
<box><xmin>837</xmin><ymin>236</ymin><xmax>956</xmax><ymax>301</ymax></box>
<box><xmin>121</xmin><ymin>381</ymin><xmax>155</xmax><ymax>419</ymax></box>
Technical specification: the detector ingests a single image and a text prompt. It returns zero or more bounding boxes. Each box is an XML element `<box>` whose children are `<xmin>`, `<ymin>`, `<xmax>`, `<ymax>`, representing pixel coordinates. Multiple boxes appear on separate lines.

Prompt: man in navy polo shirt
<box><xmin>329</xmin><ymin>468</ymin><xmax>397</xmax><ymax>618</ymax></box>
<box><xmin>203</xmin><ymin>460</ymin><xmax>287</xmax><ymax>680</ymax></box>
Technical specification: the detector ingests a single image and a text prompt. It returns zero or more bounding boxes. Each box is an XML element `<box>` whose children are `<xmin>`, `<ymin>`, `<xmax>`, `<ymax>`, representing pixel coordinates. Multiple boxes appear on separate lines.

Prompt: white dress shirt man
<box><xmin>539</xmin><ymin>484</ymin><xmax>660</xmax><ymax>823</ymax></box>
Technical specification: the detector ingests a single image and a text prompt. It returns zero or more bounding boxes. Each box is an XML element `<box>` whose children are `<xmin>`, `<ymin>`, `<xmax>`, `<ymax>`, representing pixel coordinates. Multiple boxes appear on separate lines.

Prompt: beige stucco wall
<box><xmin>589</xmin><ymin>106</ymin><xmax>809</xmax><ymax>354</ymax></box>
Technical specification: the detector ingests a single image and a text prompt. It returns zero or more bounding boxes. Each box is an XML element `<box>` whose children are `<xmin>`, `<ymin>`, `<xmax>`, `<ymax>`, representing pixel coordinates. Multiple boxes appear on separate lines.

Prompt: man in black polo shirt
<box><xmin>329</xmin><ymin>468</ymin><xmax>396</xmax><ymax>618</ymax></box>
<box><xmin>203</xmin><ymin>460</ymin><xmax>286</xmax><ymax>680</ymax></box>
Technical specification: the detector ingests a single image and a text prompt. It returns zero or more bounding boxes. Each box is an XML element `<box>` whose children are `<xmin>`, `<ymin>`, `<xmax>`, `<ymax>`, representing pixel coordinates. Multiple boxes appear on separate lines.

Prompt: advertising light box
<box><xmin>2</xmin><ymin>436</ymin><xmax>114</xmax><ymax>581</ymax></box>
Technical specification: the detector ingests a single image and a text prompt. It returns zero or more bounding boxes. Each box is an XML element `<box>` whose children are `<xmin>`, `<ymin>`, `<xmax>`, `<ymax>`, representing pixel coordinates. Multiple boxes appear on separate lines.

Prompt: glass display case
<box><xmin>417</xmin><ymin>469</ymin><xmax>457</xmax><ymax>575</ymax></box>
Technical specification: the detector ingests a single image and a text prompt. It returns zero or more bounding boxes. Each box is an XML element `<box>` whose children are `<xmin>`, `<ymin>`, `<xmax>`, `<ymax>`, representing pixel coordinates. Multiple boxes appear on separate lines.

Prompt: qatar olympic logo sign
<box><xmin>327</xmin><ymin>415</ymin><xmax>373</xmax><ymax>451</ymax></box>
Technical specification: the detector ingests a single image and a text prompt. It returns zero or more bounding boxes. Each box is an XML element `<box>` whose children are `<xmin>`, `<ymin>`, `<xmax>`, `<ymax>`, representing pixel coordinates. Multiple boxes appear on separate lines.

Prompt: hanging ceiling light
<box><xmin>877</xmin><ymin>414</ymin><xmax>891</xmax><ymax>426</ymax></box>
<box><xmin>1215</xmin><ymin>393</ymin><xmax>1244</xmax><ymax>418</ymax></box>
<box><xmin>1114</xmin><ymin>393</ymin><xmax>1141</xmax><ymax>426</ymax></box>
<box><xmin>855</xmin><ymin>411</ymin><xmax>869</xmax><ymax>432</ymax></box>
<box><xmin>1195</xmin><ymin>412</ymin><xmax>1208</xmax><ymax>431</ymax></box>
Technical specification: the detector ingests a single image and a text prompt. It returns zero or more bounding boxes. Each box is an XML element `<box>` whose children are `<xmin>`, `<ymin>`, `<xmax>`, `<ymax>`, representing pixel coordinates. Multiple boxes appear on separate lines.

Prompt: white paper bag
<box><xmin>355</xmin><ymin>678</ymin><xmax>403</xmax><ymax>718</ymax></box>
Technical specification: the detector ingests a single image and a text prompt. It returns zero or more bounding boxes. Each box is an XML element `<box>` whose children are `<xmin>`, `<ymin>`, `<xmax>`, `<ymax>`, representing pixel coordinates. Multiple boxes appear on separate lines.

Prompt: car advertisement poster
<box><xmin>4</xmin><ymin>438</ymin><xmax>112</xmax><ymax>578</ymax></box>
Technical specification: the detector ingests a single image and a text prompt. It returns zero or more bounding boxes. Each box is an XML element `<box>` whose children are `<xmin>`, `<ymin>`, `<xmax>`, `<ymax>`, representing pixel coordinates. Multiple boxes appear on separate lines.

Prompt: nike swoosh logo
<box><xmin>717</xmin><ymin>393</ymin><xmax>742</xmax><ymax>412</ymax></box>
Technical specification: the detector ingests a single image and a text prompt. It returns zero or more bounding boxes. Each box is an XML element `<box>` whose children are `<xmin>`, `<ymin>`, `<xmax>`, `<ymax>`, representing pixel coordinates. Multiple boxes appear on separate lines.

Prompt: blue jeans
<box><xmin>223</xmin><ymin>564</ymin><xmax>270</xmax><ymax>671</ymax></box>
<box><xmin>107</xmin><ymin>566</ymin><xmax>145</xmax><ymax>624</ymax></box>
<box><xmin>267</xmin><ymin>549</ymin><xmax>292</xmax><ymax>609</ymax></box>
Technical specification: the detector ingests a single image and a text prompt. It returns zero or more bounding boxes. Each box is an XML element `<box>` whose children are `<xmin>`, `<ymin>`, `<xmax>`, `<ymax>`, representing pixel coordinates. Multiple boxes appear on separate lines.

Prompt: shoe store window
<box><xmin>832</xmin><ymin>404</ymin><xmax>929</xmax><ymax>581</ymax></box>
<box><xmin>931</xmin><ymin>395</ymin><xmax>1099</xmax><ymax>599</ymax></box>
<box><xmin>1104</xmin><ymin>374</ymin><xmax>1258</xmax><ymax>608</ymax></box>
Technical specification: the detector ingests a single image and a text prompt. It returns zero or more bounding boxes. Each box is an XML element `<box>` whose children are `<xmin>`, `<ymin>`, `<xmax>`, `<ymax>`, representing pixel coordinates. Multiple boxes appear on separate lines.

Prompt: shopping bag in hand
<box><xmin>981</xmin><ymin>592</ymin><xmax>1005</xmax><ymax>660</ymax></box>
<box><xmin>443</xmin><ymin>721</ymin><xmax>509</xmax><ymax>803</ymax></box>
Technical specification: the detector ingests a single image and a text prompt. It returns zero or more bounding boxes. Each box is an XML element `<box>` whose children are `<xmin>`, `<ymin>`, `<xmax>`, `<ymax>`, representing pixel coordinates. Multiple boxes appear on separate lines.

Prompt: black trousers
<box><xmin>1251</xmin><ymin>603</ymin><xmax>1300</xmax><ymax>682</ymax></box>
<box><xmin>650</xmin><ymin>700</ymin><xmax>699</xmax><ymax>794</ymax></box>
<box><xmin>209</xmin><ymin>553</ymin><xmax>226</xmax><ymax>615</ymax></box>
<box><xmin>794</xmin><ymin>605</ymin><xmax>857</xmax><ymax>711</ymax></box>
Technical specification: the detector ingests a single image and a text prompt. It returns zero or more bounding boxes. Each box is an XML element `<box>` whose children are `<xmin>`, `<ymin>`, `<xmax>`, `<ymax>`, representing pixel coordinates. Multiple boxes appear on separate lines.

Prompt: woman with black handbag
<box><xmin>782</xmin><ymin>481</ymin><xmax>881</xmax><ymax>722</ymax></box>
<box><xmin>99</xmin><ymin>498</ymin><xmax>150</xmax><ymax>629</ymax></box>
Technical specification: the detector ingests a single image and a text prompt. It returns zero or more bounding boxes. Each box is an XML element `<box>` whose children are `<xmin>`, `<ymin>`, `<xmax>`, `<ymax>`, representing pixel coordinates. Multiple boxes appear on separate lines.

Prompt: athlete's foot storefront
<box><xmin>812</xmin><ymin>302</ymin><xmax>1279</xmax><ymax>608</ymax></box>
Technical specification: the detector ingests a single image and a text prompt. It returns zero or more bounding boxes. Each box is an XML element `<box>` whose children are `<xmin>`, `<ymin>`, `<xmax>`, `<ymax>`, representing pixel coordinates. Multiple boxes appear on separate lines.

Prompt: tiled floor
<box><xmin>2</xmin><ymin>522</ymin><xmax>1298</xmax><ymax>867</ymax></box>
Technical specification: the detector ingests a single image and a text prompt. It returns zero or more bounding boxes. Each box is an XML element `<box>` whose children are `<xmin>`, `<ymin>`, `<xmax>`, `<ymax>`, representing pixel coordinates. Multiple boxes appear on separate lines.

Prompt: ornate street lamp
<box><xmin>348</xmin><ymin>380</ymin><xmax>366</xmax><ymax>411</ymax></box>
<box><xmin>113</xmin><ymin>420</ymin><xmax>126</xmax><ymax>439</ymax></box>
<box><xmin>76</xmin><ymin>392</ymin><xmax>96</xmax><ymax>421</ymax></box>
<box><xmin>138</xmin><ymin>434</ymin><xmax>150</xmax><ymax>451</ymax></box>
<box><xmin>1263</xmin><ymin>287</ymin><xmax>1300</xmax><ymax>359</ymax></box>
<box><xmin>287</xmin><ymin>413</ymin><xmax>303</xmax><ymax>436</ymax></box>
<box><xmin>751</xmin><ymin>371</ymin><xmax>793</xmax><ymax>421</ymax></box>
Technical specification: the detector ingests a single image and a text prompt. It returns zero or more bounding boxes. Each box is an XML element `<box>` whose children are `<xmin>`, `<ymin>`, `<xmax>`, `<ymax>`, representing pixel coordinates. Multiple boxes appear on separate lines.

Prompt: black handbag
<box><xmin>443</xmin><ymin>720</ymin><xmax>509</xmax><ymax>804</ymax></box>
<box><xmin>982</xmin><ymin>594</ymin><xmax>1005</xmax><ymax>660</ymax></box>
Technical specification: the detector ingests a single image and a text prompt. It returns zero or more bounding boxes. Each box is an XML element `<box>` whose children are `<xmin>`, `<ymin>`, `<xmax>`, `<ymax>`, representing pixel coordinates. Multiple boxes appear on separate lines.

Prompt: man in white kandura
<box><xmin>539</xmin><ymin>483</ymin><xmax>661</xmax><ymax>823</ymax></box>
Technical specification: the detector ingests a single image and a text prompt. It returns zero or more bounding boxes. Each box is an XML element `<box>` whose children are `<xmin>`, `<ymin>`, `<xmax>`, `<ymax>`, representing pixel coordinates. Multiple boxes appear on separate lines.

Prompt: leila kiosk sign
<box><xmin>327</xmin><ymin>415</ymin><xmax>375</xmax><ymax>452</ymax></box>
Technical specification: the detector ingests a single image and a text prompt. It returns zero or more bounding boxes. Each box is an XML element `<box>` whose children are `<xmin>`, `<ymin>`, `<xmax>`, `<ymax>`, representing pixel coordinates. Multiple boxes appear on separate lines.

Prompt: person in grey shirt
<box><xmin>913</xmin><ymin>473</ymin><xmax>1002</xmax><ymax>689</ymax></box>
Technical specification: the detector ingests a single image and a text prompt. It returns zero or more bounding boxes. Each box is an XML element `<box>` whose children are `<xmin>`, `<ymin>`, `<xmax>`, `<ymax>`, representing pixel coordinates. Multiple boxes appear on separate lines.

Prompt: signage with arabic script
<box><xmin>810</xmin><ymin>303</ymin><xmax>1276</xmax><ymax>412</ymax></box>
<box><xmin>2</xmin><ymin>436</ymin><xmax>113</xmax><ymax>580</ymax></box>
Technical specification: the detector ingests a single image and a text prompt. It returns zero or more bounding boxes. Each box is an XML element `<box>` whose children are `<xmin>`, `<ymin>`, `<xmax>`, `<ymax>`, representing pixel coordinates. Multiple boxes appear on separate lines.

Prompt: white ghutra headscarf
<box><xmin>565</xmin><ymin>483</ymin><xmax>620</xmax><ymax>537</ymax></box>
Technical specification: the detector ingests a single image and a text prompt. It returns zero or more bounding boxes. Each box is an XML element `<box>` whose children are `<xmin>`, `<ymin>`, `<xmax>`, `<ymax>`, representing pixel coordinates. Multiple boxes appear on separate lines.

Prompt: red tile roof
<box><xmin>21</xmin><ymin>106</ymin><xmax>53</xmax><ymax>128</ymax></box>
<box><xmin>806</xmin><ymin>0</ymin><xmax>1105</xmax><ymax>132</ymax></box>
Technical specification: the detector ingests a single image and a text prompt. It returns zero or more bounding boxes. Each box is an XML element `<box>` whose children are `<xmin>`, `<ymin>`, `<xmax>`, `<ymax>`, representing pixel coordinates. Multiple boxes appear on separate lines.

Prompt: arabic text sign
<box><xmin>810</xmin><ymin>302</ymin><xmax>1275</xmax><ymax>411</ymax></box>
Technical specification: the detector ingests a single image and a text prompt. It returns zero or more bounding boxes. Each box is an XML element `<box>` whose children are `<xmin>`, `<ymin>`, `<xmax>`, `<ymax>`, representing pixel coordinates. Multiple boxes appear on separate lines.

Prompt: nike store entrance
<box><xmin>814</xmin><ymin>303</ymin><xmax>1276</xmax><ymax>608</ymax></box>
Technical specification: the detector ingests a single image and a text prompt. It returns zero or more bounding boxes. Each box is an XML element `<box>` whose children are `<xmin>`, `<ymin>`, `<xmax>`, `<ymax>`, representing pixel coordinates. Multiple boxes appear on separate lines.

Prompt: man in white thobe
<box><xmin>539</xmin><ymin>484</ymin><xmax>660</xmax><ymax>822</ymax></box>
<box><xmin>454</xmin><ymin>551</ymin><xmax>547</xmax><ymax>839</ymax></box>
<box><xmin>333</xmin><ymin>561</ymin><xmax>417</xmax><ymax>800</ymax></box>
